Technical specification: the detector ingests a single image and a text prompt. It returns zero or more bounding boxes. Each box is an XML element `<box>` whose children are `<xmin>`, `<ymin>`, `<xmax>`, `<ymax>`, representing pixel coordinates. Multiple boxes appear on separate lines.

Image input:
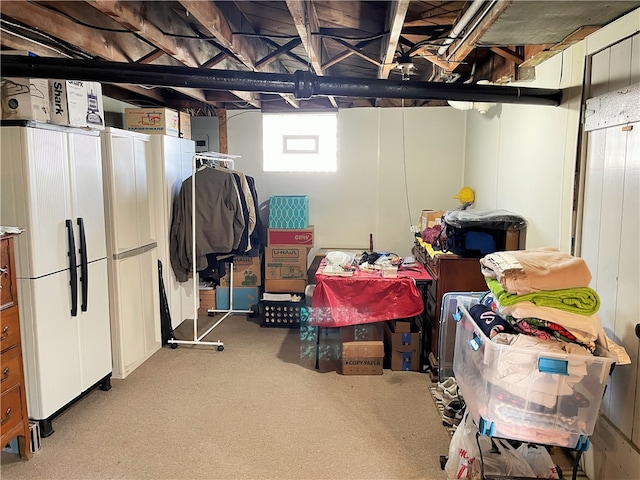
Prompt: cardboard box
<box><xmin>1</xmin><ymin>77</ymin><xmax>50</xmax><ymax>122</ymax></box>
<box><xmin>264</xmin><ymin>278</ymin><xmax>307</xmax><ymax>293</ymax></box>
<box><xmin>419</xmin><ymin>210</ymin><xmax>446</xmax><ymax>232</ymax></box>
<box><xmin>265</xmin><ymin>246</ymin><xmax>307</xmax><ymax>280</ymax></box>
<box><xmin>384</xmin><ymin>321</ymin><xmax>421</xmax><ymax>371</ymax></box>
<box><xmin>388</xmin><ymin>319</ymin><xmax>412</xmax><ymax>333</ymax></box>
<box><xmin>48</xmin><ymin>80</ymin><xmax>105</xmax><ymax>129</ymax></box>
<box><xmin>339</xmin><ymin>322</ymin><xmax>384</xmax><ymax>343</ymax></box>
<box><xmin>179</xmin><ymin>111</ymin><xmax>191</xmax><ymax>139</ymax></box>
<box><xmin>125</xmin><ymin>107</ymin><xmax>179</xmax><ymax>137</ymax></box>
<box><xmin>215</xmin><ymin>287</ymin><xmax>259</xmax><ymax>311</ymax></box>
<box><xmin>267</xmin><ymin>226</ymin><xmax>314</xmax><ymax>247</ymax></box>
<box><xmin>219</xmin><ymin>255</ymin><xmax>261</xmax><ymax>287</ymax></box>
<box><xmin>341</xmin><ymin>341</ymin><xmax>384</xmax><ymax>375</ymax></box>
<box><xmin>198</xmin><ymin>288</ymin><xmax>216</xmax><ymax>315</ymax></box>
<box><xmin>269</xmin><ymin>195</ymin><xmax>309</xmax><ymax>229</ymax></box>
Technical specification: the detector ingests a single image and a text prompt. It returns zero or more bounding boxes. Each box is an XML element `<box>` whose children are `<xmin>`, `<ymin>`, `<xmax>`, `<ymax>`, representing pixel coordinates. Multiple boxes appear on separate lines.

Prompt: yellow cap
<box><xmin>454</xmin><ymin>186</ymin><xmax>475</xmax><ymax>203</ymax></box>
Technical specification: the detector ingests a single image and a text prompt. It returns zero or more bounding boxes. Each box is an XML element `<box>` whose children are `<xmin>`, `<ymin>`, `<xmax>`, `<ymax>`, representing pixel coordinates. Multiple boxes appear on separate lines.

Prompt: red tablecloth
<box><xmin>310</xmin><ymin>260</ymin><xmax>432</xmax><ymax>327</ymax></box>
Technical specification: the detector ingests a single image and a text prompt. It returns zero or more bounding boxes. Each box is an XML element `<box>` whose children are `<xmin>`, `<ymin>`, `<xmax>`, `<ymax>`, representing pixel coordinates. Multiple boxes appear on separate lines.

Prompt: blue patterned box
<box><xmin>269</xmin><ymin>195</ymin><xmax>309</xmax><ymax>229</ymax></box>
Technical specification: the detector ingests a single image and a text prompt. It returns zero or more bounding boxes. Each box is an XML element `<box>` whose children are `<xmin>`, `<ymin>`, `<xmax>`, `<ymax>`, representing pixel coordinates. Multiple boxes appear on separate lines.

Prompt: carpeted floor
<box><xmin>1</xmin><ymin>314</ymin><xmax>452</xmax><ymax>480</ymax></box>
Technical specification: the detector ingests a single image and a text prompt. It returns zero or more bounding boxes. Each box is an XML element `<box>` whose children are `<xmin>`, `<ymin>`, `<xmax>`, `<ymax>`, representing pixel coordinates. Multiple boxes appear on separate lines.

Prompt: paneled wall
<box><xmin>579</xmin><ymin>31</ymin><xmax>640</xmax><ymax>479</ymax></box>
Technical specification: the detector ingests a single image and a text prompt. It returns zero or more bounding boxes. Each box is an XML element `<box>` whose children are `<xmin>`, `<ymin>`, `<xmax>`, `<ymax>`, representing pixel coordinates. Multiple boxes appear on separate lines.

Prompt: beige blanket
<box><xmin>480</xmin><ymin>247</ymin><xmax>592</xmax><ymax>295</ymax></box>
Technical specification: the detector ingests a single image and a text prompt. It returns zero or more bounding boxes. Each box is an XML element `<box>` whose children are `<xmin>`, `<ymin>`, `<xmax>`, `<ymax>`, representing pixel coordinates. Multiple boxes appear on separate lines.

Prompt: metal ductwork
<box><xmin>1</xmin><ymin>56</ymin><xmax>563</xmax><ymax>106</ymax></box>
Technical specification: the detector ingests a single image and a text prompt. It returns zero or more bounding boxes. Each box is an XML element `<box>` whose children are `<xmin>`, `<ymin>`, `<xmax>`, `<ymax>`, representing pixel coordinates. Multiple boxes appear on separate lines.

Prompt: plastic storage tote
<box><xmin>453</xmin><ymin>297</ymin><xmax>615</xmax><ymax>450</ymax></box>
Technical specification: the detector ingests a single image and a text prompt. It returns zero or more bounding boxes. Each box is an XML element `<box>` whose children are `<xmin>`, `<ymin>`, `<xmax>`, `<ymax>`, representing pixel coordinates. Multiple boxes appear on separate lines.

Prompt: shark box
<box><xmin>1</xmin><ymin>77</ymin><xmax>50</xmax><ymax>122</ymax></box>
<box><xmin>48</xmin><ymin>80</ymin><xmax>105</xmax><ymax>129</ymax></box>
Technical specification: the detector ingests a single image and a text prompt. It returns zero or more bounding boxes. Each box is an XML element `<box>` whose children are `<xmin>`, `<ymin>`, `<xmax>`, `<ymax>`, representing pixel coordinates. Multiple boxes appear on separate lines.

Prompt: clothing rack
<box><xmin>167</xmin><ymin>151</ymin><xmax>250</xmax><ymax>350</ymax></box>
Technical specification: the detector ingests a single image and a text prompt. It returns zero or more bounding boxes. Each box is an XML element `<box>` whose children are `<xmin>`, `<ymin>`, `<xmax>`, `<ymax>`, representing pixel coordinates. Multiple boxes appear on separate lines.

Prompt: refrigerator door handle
<box><xmin>66</xmin><ymin>219</ymin><xmax>78</xmax><ymax>316</ymax></box>
<box><xmin>77</xmin><ymin>217</ymin><xmax>88</xmax><ymax>312</ymax></box>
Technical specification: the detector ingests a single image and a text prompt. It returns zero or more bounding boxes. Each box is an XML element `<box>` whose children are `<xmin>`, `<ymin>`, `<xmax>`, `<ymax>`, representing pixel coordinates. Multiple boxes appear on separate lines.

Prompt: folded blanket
<box><xmin>486</xmin><ymin>278</ymin><xmax>600</xmax><ymax>316</ymax></box>
<box><xmin>480</xmin><ymin>247</ymin><xmax>592</xmax><ymax>295</ymax></box>
<box><xmin>502</xmin><ymin>301</ymin><xmax>601</xmax><ymax>346</ymax></box>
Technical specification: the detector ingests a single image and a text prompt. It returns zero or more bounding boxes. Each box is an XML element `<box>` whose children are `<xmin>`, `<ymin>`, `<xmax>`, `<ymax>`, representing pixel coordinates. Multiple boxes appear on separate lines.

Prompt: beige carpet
<box><xmin>1</xmin><ymin>315</ymin><xmax>451</xmax><ymax>480</ymax></box>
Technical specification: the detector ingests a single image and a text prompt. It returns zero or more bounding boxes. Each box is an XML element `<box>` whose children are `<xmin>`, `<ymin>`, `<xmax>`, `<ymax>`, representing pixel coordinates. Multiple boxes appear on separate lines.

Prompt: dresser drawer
<box><xmin>1</xmin><ymin>346</ymin><xmax>22</xmax><ymax>394</ymax></box>
<box><xmin>0</xmin><ymin>385</ymin><xmax>25</xmax><ymax>438</ymax></box>
<box><xmin>0</xmin><ymin>307</ymin><xmax>21</xmax><ymax>353</ymax></box>
<box><xmin>1</xmin><ymin>238</ymin><xmax>17</xmax><ymax>311</ymax></box>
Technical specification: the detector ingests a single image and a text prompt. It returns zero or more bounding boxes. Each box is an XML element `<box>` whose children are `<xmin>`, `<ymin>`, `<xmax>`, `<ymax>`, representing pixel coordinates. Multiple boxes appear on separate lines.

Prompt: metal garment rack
<box><xmin>167</xmin><ymin>151</ymin><xmax>252</xmax><ymax>350</ymax></box>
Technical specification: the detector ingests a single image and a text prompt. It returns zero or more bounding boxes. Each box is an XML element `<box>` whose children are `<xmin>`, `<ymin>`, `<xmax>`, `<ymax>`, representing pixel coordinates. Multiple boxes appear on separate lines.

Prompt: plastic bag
<box><xmin>482</xmin><ymin>438</ymin><xmax>536</xmax><ymax>478</ymax></box>
<box><xmin>445</xmin><ymin>410</ymin><xmax>481</xmax><ymax>479</ymax></box>
<box><xmin>517</xmin><ymin>444</ymin><xmax>560</xmax><ymax>479</ymax></box>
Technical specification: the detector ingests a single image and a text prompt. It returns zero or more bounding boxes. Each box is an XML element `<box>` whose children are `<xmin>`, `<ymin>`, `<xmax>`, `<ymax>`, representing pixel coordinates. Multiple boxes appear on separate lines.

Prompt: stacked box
<box><xmin>267</xmin><ymin>226</ymin><xmax>314</xmax><ymax>247</ymax></box>
<box><xmin>198</xmin><ymin>288</ymin><xmax>216</xmax><ymax>315</ymax></box>
<box><xmin>339</xmin><ymin>322</ymin><xmax>384</xmax><ymax>342</ymax></box>
<box><xmin>264</xmin><ymin>245</ymin><xmax>308</xmax><ymax>293</ymax></box>
<box><xmin>268</xmin><ymin>195</ymin><xmax>309</xmax><ymax>229</ymax></box>
<box><xmin>178</xmin><ymin>111</ymin><xmax>191</xmax><ymax>139</ymax></box>
<box><xmin>384</xmin><ymin>320</ymin><xmax>421</xmax><ymax>371</ymax></box>
<box><xmin>48</xmin><ymin>80</ymin><xmax>105</xmax><ymax>129</ymax></box>
<box><xmin>341</xmin><ymin>341</ymin><xmax>384</xmax><ymax>375</ymax></box>
<box><xmin>1</xmin><ymin>77</ymin><xmax>50</xmax><ymax>122</ymax></box>
<box><xmin>219</xmin><ymin>255</ymin><xmax>261</xmax><ymax>287</ymax></box>
<box><xmin>125</xmin><ymin>107</ymin><xmax>179</xmax><ymax>137</ymax></box>
<box><xmin>215</xmin><ymin>287</ymin><xmax>259</xmax><ymax>311</ymax></box>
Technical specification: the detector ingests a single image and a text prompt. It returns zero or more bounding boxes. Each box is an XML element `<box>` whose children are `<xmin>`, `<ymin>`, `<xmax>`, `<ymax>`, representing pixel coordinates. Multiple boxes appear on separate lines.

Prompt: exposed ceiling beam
<box><xmin>489</xmin><ymin>46</ymin><xmax>524</xmax><ymax>65</ymax></box>
<box><xmin>86</xmin><ymin>0</ymin><xmax>254</xmax><ymax>107</ymax></box>
<box><xmin>1</xmin><ymin>1</ymin><xmax>132</xmax><ymax>62</ymax></box>
<box><xmin>0</xmin><ymin>30</ymin><xmax>68</xmax><ymax>58</ymax></box>
<box><xmin>179</xmin><ymin>0</ymin><xmax>300</xmax><ymax>108</ymax></box>
<box><xmin>286</xmin><ymin>0</ymin><xmax>338</xmax><ymax>108</ymax></box>
<box><xmin>0</xmin><ymin>1</ymin><xmax>214</xmax><ymax>106</ymax></box>
<box><xmin>444</xmin><ymin>0</ymin><xmax>513</xmax><ymax>71</ymax></box>
<box><xmin>379</xmin><ymin>0</ymin><xmax>410</xmax><ymax>79</ymax></box>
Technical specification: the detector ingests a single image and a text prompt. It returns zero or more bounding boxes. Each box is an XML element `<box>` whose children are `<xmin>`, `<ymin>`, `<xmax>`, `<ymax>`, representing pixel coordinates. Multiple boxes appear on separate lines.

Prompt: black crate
<box><xmin>259</xmin><ymin>300</ymin><xmax>307</xmax><ymax>327</ymax></box>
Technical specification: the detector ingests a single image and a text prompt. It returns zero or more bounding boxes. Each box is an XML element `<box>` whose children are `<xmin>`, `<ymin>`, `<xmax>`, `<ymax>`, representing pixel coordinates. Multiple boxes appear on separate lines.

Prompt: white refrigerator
<box><xmin>149</xmin><ymin>134</ymin><xmax>196</xmax><ymax>329</ymax></box>
<box><xmin>0</xmin><ymin>122</ymin><xmax>113</xmax><ymax>437</ymax></box>
<box><xmin>101</xmin><ymin>128</ymin><xmax>160</xmax><ymax>379</ymax></box>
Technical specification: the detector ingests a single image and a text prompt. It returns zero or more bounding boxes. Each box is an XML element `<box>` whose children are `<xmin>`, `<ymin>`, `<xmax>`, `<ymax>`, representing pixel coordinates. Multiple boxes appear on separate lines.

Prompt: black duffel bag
<box><xmin>440</xmin><ymin>209</ymin><xmax>527</xmax><ymax>258</ymax></box>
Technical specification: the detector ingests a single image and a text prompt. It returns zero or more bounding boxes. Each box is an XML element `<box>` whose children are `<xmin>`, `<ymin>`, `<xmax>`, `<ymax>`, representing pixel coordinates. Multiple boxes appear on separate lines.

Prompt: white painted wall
<box><xmin>228</xmin><ymin>107</ymin><xmax>466</xmax><ymax>258</ymax></box>
<box><xmin>463</xmin><ymin>43</ymin><xmax>585</xmax><ymax>251</ymax></box>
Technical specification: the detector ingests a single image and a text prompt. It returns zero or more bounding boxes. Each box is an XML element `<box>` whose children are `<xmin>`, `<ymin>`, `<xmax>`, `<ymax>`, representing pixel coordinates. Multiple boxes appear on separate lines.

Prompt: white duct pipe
<box><xmin>437</xmin><ymin>0</ymin><xmax>486</xmax><ymax>57</ymax></box>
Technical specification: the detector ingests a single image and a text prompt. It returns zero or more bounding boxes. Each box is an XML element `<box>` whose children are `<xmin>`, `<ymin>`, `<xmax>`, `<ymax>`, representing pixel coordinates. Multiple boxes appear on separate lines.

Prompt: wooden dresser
<box><xmin>1</xmin><ymin>233</ymin><xmax>31</xmax><ymax>459</ymax></box>
<box><xmin>420</xmin><ymin>252</ymin><xmax>488</xmax><ymax>381</ymax></box>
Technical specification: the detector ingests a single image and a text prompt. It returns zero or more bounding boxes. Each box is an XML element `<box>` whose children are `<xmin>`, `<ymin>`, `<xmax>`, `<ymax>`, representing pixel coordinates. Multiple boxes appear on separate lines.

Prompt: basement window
<box><xmin>262</xmin><ymin>113</ymin><xmax>337</xmax><ymax>172</ymax></box>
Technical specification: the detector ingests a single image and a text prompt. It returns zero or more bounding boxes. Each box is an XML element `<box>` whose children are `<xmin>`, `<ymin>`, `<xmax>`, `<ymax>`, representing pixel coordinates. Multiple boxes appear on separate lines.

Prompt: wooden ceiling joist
<box><xmin>286</xmin><ymin>0</ymin><xmax>338</xmax><ymax>108</ymax></box>
<box><xmin>379</xmin><ymin>0</ymin><xmax>410</xmax><ymax>79</ymax></box>
<box><xmin>0</xmin><ymin>1</ymin><xmax>215</xmax><ymax>107</ymax></box>
<box><xmin>86</xmin><ymin>0</ymin><xmax>258</xmax><ymax>107</ymax></box>
<box><xmin>179</xmin><ymin>0</ymin><xmax>299</xmax><ymax>108</ymax></box>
